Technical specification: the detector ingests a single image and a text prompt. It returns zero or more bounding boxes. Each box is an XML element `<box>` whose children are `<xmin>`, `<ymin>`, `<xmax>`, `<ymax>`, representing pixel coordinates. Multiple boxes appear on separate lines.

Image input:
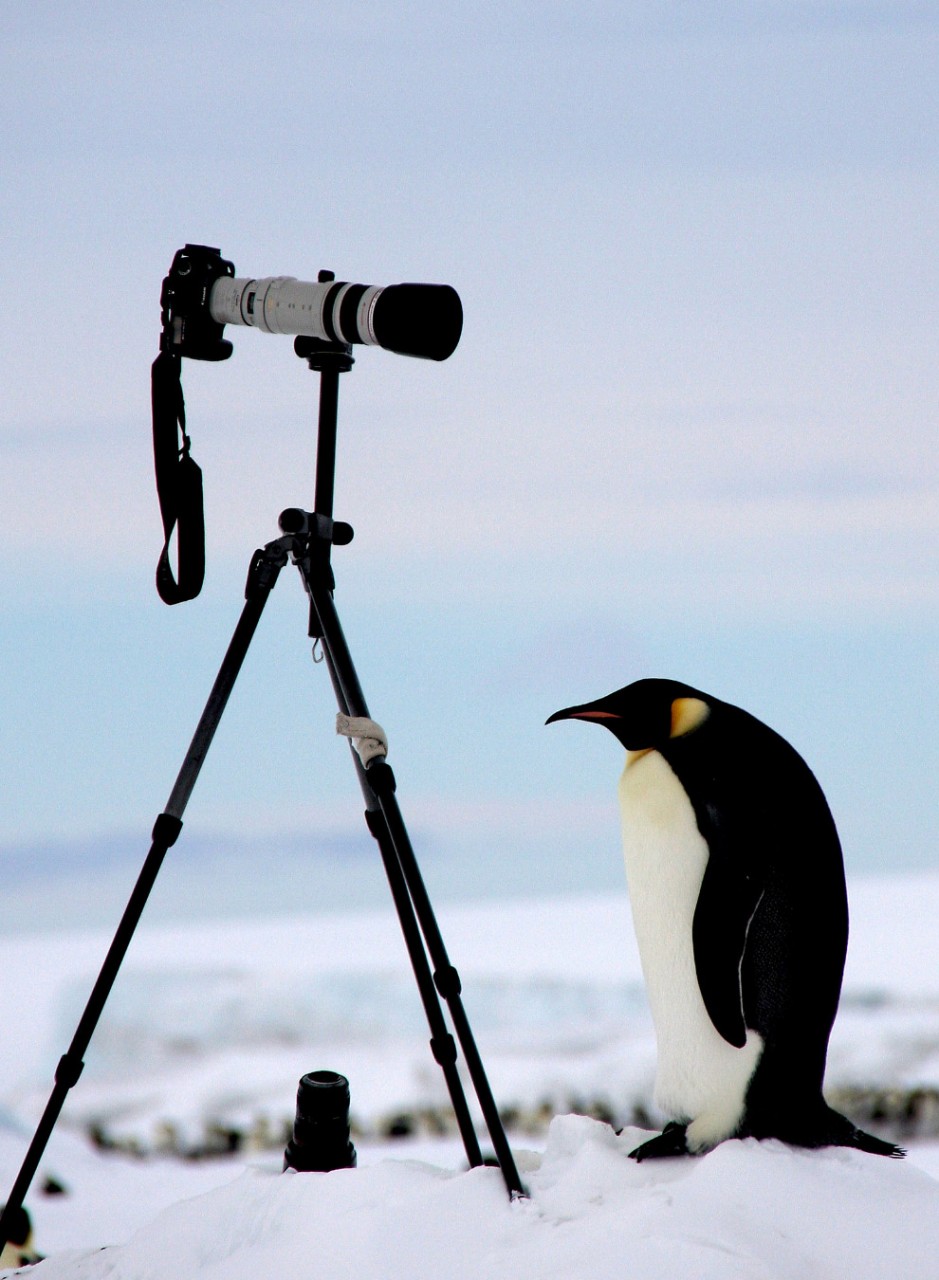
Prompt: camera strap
<box><xmin>151</xmin><ymin>351</ymin><xmax>205</xmax><ymax>604</ymax></box>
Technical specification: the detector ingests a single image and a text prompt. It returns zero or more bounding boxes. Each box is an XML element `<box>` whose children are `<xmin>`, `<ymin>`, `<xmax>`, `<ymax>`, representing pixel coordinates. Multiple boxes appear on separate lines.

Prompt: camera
<box><xmin>159</xmin><ymin>245</ymin><xmax>462</xmax><ymax>363</ymax></box>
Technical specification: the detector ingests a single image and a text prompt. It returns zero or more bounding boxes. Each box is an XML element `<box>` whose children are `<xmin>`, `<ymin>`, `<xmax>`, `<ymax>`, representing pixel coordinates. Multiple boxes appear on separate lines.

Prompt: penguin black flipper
<box><xmin>691</xmin><ymin>851</ymin><xmax>764</xmax><ymax>1050</ymax></box>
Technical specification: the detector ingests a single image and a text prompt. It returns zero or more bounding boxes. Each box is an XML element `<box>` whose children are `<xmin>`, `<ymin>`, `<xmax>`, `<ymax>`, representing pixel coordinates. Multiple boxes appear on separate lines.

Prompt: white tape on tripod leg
<box><xmin>336</xmin><ymin>714</ymin><xmax>388</xmax><ymax>764</ymax></box>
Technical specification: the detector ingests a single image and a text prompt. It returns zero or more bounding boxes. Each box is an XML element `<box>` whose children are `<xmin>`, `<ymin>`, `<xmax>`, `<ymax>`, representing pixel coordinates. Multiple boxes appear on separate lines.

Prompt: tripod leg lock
<box><xmin>429</xmin><ymin>1033</ymin><xmax>458</xmax><ymax>1067</ymax></box>
<box><xmin>152</xmin><ymin>813</ymin><xmax>183</xmax><ymax>847</ymax></box>
<box><xmin>434</xmin><ymin>964</ymin><xmax>463</xmax><ymax>999</ymax></box>
<box><xmin>245</xmin><ymin>540</ymin><xmax>290</xmax><ymax>601</ymax></box>
<box><xmin>363</xmin><ymin>808</ymin><xmax>384</xmax><ymax>840</ymax></box>
<box><xmin>364</xmin><ymin>759</ymin><xmax>396</xmax><ymax>796</ymax></box>
<box><xmin>54</xmin><ymin>1053</ymin><xmax>84</xmax><ymax>1089</ymax></box>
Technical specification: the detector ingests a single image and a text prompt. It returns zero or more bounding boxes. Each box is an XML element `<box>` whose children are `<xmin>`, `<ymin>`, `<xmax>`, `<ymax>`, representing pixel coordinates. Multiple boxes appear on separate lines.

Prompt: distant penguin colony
<box><xmin>548</xmin><ymin>677</ymin><xmax>903</xmax><ymax>1161</ymax></box>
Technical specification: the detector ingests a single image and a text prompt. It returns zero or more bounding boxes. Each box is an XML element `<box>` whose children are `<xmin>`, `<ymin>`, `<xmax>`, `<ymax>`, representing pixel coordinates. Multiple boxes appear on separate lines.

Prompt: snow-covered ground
<box><xmin>12</xmin><ymin>1115</ymin><xmax>939</xmax><ymax>1280</ymax></box>
<box><xmin>3</xmin><ymin>873</ymin><xmax>939</xmax><ymax>1276</ymax></box>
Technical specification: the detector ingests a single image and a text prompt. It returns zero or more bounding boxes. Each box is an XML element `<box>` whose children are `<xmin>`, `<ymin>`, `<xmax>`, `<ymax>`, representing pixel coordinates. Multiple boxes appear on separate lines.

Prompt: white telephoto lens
<box><xmin>210</xmin><ymin>276</ymin><xmax>334</xmax><ymax>338</ymax></box>
<box><xmin>209</xmin><ymin>273</ymin><xmax>462</xmax><ymax>360</ymax></box>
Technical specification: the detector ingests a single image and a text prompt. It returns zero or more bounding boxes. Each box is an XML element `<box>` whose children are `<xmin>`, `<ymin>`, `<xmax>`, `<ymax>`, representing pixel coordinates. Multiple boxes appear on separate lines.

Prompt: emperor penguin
<box><xmin>0</xmin><ymin>1205</ymin><xmax>42</xmax><ymax>1269</ymax></box>
<box><xmin>548</xmin><ymin>677</ymin><xmax>902</xmax><ymax>1160</ymax></box>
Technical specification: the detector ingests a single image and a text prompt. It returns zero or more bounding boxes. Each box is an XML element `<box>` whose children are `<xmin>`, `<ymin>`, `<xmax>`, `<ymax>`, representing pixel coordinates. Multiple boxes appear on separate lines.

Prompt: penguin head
<box><xmin>546</xmin><ymin>677</ymin><xmax>711</xmax><ymax>751</ymax></box>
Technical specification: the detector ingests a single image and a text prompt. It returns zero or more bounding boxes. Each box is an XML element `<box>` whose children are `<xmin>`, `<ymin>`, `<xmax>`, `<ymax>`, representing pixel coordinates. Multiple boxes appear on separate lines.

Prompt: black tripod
<box><xmin>0</xmin><ymin>339</ymin><xmax>526</xmax><ymax>1249</ymax></box>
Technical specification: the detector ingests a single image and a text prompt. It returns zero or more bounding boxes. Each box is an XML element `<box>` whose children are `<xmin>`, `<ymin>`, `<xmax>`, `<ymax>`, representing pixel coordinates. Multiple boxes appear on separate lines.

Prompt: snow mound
<box><xmin>24</xmin><ymin>1115</ymin><xmax>939</xmax><ymax>1280</ymax></box>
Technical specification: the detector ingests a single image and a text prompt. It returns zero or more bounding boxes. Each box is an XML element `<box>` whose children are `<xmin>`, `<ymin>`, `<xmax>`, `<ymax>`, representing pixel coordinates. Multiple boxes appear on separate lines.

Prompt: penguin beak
<box><xmin>546</xmin><ymin>704</ymin><xmax>622</xmax><ymax>726</ymax></box>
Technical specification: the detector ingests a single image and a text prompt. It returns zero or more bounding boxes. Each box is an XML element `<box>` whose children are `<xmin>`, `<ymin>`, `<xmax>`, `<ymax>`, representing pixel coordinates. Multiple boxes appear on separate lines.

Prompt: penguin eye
<box><xmin>669</xmin><ymin>697</ymin><xmax>710</xmax><ymax>738</ymax></box>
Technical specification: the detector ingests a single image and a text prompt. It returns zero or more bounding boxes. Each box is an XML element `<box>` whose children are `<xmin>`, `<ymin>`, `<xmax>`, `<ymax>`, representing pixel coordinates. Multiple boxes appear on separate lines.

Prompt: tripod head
<box><xmin>295</xmin><ymin>335</ymin><xmax>354</xmax><ymax>373</ymax></box>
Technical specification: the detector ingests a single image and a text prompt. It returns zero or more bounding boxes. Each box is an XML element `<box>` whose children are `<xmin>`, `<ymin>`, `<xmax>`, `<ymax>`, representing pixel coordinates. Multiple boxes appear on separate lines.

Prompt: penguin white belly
<box><xmin>618</xmin><ymin>749</ymin><xmax>763</xmax><ymax>1151</ymax></box>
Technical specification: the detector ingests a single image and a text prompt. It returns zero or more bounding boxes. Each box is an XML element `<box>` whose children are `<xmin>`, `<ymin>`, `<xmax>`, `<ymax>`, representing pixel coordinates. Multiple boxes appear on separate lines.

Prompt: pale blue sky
<box><xmin>2</xmin><ymin>2</ymin><xmax>938</xmax><ymax>926</ymax></box>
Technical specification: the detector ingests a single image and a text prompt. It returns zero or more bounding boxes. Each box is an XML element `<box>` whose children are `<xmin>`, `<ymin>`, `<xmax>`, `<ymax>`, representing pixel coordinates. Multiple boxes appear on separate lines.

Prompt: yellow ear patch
<box><xmin>670</xmin><ymin>697</ymin><xmax>710</xmax><ymax>738</ymax></box>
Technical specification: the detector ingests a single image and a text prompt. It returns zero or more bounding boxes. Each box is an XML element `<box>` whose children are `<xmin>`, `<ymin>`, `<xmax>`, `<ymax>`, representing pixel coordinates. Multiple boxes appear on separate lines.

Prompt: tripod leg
<box><xmin>302</xmin><ymin>568</ymin><xmax>527</xmax><ymax>1199</ymax></box>
<box><xmin>317</xmin><ymin>649</ymin><xmax>483</xmax><ymax>1167</ymax></box>
<box><xmin>363</xmin><ymin>805</ymin><xmax>484</xmax><ymax>1166</ymax></box>
<box><xmin>365</xmin><ymin>761</ymin><xmax>527</xmax><ymax>1198</ymax></box>
<box><xmin>0</xmin><ymin>540</ymin><xmax>288</xmax><ymax>1252</ymax></box>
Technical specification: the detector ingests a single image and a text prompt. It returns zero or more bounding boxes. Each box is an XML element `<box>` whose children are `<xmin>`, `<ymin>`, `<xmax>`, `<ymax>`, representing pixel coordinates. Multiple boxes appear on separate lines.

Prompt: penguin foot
<box><xmin>836</xmin><ymin>1121</ymin><xmax>905</xmax><ymax>1160</ymax></box>
<box><xmin>806</xmin><ymin>1105</ymin><xmax>905</xmax><ymax>1159</ymax></box>
<box><xmin>628</xmin><ymin>1122</ymin><xmax>690</xmax><ymax>1162</ymax></box>
<box><xmin>745</xmin><ymin>1105</ymin><xmax>906</xmax><ymax>1159</ymax></box>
